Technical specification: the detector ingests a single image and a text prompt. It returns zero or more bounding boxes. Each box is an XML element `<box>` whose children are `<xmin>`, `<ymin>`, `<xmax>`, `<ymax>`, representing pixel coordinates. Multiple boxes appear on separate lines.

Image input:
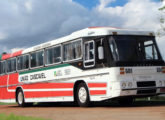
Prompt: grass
<box><xmin>0</xmin><ymin>113</ymin><xmax>49</xmax><ymax>120</ymax></box>
<box><xmin>135</xmin><ymin>96</ymin><xmax>165</xmax><ymax>101</ymax></box>
<box><xmin>0</xmin><ymin>103</ymin><xmax>16</xmax><ymax>105</ymax></box>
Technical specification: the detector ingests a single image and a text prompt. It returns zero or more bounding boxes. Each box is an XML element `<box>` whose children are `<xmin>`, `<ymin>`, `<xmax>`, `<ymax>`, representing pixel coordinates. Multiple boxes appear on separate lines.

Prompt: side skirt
<box><xmin>25</xmin><ymin>96</ymin><xmax>74</xmax><ymax>103</ymax></box>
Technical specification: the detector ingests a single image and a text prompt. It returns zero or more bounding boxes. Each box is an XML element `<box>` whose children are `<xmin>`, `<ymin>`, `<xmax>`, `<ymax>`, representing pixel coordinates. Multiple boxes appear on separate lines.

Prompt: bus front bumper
<box><xmin>120</xmin><ymin>86</ymin><xmax>165</xmax><ymax>96</ymax></box>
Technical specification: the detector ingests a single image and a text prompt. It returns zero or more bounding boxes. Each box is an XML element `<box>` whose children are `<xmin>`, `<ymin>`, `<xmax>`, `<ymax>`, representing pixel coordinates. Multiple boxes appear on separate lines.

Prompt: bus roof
<box><xmin>1</xmin><ymin>27</ymin><xmax>155</xmax><ymax>60</ymax></box>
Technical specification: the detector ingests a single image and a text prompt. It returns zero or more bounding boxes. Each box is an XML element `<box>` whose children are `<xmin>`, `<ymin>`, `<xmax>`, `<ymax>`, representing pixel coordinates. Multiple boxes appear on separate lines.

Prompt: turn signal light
<box><xmin>112</xmin><ymin>32</ymin><xmax>118</xmax><ymax>35</ymax></box>
<box><xmin>120</xmin><ymin>71</ymin><xmax>125</xmax><ymax>74</ymax></box>
<box><xmin>162</xmin><ymin>67</ymin><xmax>165</xmax><ymax>73</ymax></box>
<box><xmin>120</xmin><ymin>67</ymin><xmax>125</xmax><ymax>75</ymax></box>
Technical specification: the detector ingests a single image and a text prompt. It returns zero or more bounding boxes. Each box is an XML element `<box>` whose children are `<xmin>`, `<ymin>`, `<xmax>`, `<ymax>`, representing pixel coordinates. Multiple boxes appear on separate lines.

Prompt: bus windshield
<box><xmin>109</xmin><ymin>35</ymin><xmax>162</xmax><ymax>63</ymax></box>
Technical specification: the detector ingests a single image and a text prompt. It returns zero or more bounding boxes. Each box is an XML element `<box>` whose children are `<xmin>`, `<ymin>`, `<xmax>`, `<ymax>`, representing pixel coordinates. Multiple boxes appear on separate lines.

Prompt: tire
<box><xmin>118</xmin><ymin>97</ymin><xmax>134</xmax><ymax>106</ymax></box>
<box><xmin>16</xmin><ymin>89</ymin><xmax>33</xmax><ymax>107</ymax></box>
<box><xmin>76</xmin><ymin>83</ymin><xmax>90</xmax><ymax>107</ymax></box>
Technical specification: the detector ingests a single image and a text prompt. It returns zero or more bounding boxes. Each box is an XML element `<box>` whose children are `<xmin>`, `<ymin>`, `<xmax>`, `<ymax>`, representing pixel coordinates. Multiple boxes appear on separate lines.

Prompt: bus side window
<box><xmin>63</xmin><ymin>40</ymin><xmax>82</xmax><ymax>62</ymax></box>
<box><xmin>7</xmin><ymin>58</ymin><xmax>16</xmax><ymax>73</ymax></box>
<box><xmin>17</xmin><ymin>55</ymin><xmax>29</xmax><ymax>71</ymax></box>
<box><xmin>84</xmin><ymin>40</ymin><xmax>95</xmax><ymax>68</ymax></box>
<box><xmin>30</xmin><ymin>50</ymin><xmax>44</xmax><ymax>68</ymax></box>
<box><xmin>7</xmin><ymin>59</ymin><xmax>11</xmax><ymax>73</ymax></box>
<box><xmin>11</xmin><ymin>58</ymin><xmax>16</xmax><ymax>72</ymax></box>
<box><xmin>45</xmin><ymin>45</ymin><xmax>61</xmax><ymax>65</ymax></box>
<box><xmin>53</xmin><ymin>46</ymin><xmax>61</xmax><ymax>63</ymax></box>
<box><xmin>0</xmin><ymin>61</ymin><xmax>6</xmax><ymax>74</ymax></box>
<box><xmin>23</xmin><ymin>55</ymin><xmax>29</xmax><ymax>69</ymax></box>
<box><xmin>17</xmin><ymin>56</ymin><xmax>23</xmax><ymax>70</ymax></box>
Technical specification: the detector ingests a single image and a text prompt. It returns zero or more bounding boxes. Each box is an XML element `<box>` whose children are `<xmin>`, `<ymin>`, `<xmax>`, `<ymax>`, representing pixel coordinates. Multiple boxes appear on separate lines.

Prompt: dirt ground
<box><xmin>1</xmin><ymin>101</ymin><xmax>165</xmax><ymax>120</ymax></box>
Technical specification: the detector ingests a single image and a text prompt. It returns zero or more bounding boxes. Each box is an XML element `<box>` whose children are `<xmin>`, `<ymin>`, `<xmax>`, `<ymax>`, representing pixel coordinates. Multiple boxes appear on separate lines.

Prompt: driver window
<box><xmin>109</xmin><ymin>37</ymin><xmax>119</xmax><ymax>61</ymax></box>
<box><xmin>144</xmin><ymin>40</ymin><xmax>158</xmax><ymax>60</ymax></box>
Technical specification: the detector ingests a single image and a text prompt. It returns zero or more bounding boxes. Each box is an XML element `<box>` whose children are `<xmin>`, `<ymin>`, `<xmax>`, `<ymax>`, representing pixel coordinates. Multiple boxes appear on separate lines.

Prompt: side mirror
<box><xmin>98</xmin><ymin>46</ymin><xmax>104</xmax><ymax>60</ymax></box>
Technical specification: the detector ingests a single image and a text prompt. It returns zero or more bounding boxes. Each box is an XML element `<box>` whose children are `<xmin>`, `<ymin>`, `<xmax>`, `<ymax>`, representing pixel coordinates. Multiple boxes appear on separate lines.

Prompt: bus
<box><xmin>0</xmin><ymin>27</ymin><xmax>165</xmax><ymax>107</ymax></box>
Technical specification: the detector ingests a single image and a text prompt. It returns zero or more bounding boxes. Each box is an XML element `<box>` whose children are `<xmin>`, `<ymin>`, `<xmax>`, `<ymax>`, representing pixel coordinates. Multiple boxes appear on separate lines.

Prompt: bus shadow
<box><xmin>9</xmin><ymin>100</ymin><xmax>165</xmax><ymax>108</ymax></box>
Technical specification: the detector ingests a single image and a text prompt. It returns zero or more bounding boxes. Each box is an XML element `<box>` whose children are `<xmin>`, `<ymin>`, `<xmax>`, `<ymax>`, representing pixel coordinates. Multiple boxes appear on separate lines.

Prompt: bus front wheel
<box><xmin>16</xmin><ymin>89</ymin><xmax>33</xmax><ymax>107</ymax></box>
<box><xmin>76</xmin><ymin>83</ymin><xmax>90</xmax><ymax>107</ymax></box>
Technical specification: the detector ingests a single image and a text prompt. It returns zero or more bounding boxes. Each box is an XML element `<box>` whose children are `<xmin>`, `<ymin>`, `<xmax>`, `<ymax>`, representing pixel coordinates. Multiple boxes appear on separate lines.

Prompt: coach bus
<box><xmin>0</xmin><ymin>27</ymin><xmax>165</xmax><ymax>107</ymax></box>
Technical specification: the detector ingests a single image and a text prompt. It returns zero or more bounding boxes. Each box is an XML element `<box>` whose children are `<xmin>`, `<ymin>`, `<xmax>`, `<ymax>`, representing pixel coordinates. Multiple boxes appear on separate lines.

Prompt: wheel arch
<box><xmin>73</xmin><ymin>80</ymin><xmax>90</xmax><ymax>102</ymax></box>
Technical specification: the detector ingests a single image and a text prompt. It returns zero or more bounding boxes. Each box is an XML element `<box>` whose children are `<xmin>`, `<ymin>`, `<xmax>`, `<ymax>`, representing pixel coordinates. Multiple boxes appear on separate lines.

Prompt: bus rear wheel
<box><xmin>76</xmin><ymin>83</ymin><xmax>90</xmax><ymax>107</ymax></box>
<box><xmin>16</xmin><ymin>89</ymin><xmax>33</xmax><ymax>107</ymax></box>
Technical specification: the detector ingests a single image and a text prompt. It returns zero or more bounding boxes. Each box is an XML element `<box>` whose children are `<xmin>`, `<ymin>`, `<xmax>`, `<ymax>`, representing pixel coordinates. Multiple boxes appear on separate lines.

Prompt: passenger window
<box><xmin>30</xmin><ymin>51</ymin><xmax>44</xmax><ymax>68</ymax></box>
<box><xmin>37</xmin><ymin>51</ymin><xmax>44</xmax><ymax>66</ymax></box>
<box><xmin>54</xmin><ymin>46</ymin><xmax>61</xmax><ymax>63</ymax></box>
<box><xmin>46</xmin><ymin>48</ymin><xmax>53</xmax><ymax>65</ymax></box>
<box><xmin>31</xmin><ymin>53</ymin><xmax>37</xmax><ymax>68</ymax></box>
<box><xmin>45</xmin><ymin>46</ymin><xmax>61</xmax><ymax>65</ymax></box>
<box><xmin>63</xmin><ymin>43</ymin><xmax>72</xmax><ymax>61</ymax></box>
<box><xmin>23</xmin><ymin>55</ymin><xmax>29</xmax><ymax>69</ymax></box>
<box><xmin>0</xmin><ymin>61</ymin><xmax>6</xmax><ymax>74</ymax></box>
<box><xmin>17</xmin><ymin>55</ymin><xmax>29</xmax><ymax>70</ymax></box>
<box><xmin>7</xmin><ymin>58</ymin><xmax>16</xmax><ymax>73</ymax></box>
<box><xmin>17</xmin><ymin>56</ymin><xmax>23</xmax><ymax>70</ymax></box>
<box><xmin>63</xmin><ymin>40</ymin><xmax>82</xmax><ymax>61</ymax></box>
<box><xmin>7</xmin><ymin>60</ymin><xmax>11</xmax><ymax>72</ymax></box>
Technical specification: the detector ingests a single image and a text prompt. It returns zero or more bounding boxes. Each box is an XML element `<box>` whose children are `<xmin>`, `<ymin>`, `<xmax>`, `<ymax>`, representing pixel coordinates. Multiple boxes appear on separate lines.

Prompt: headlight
<box><xmin>121</xmin><ymin>82</ymin><xmax>127</xmax><ymax>88</ymax></box>
<box><xmin>128</xmin><ymin>82</ymin><xmax>133</xmax><ymax>88</ymax></box>
<box><xmin>158</xmin><ymin>81</ymin><xmax>163</xmax><ymax>87</ymax></box>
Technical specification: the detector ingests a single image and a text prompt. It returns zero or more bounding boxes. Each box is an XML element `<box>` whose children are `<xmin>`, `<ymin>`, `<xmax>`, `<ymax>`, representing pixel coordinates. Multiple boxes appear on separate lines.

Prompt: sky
<box><xmin>72</xmin><ymin>0</ymin><xmax>129</xmax><ymax>9</ymax></box>
<box><xmin>73</xmin><ymin>0</ymin><xmax>160</xmax><ymax>9</ymax></box>
<box><xmin>0</xmin><ymin>0</ymin><xmax>165</xmax><ymax>59</ymax></box>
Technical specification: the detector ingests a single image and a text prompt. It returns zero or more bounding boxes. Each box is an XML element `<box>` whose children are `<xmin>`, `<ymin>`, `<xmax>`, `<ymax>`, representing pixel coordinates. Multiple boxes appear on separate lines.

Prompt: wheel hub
<box><xmin>78</xmin><ymin>87</ymin><xmax>87</xmax><ymax>103</ymax></box>
<box><xmin>18</xmin><ymin>92</ymin><xmax>23</xmax><ymax>105</ymax></box>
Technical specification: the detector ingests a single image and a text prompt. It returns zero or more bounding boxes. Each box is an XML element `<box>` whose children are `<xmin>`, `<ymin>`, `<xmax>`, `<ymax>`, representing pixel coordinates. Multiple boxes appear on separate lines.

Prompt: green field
<box><xmin>0</xmin><ymin>103</ymin><xmax>16</xmax><ymax>105</ymax></box>
<box><xmin>0</xmin><ymin>113</ymin><xmax>48</xmax><ymax>120</ymax></box>
<box><xmin>135</xmin><ymin>96</ymin><xmax>165</xmax><ymax>101</ymax></box>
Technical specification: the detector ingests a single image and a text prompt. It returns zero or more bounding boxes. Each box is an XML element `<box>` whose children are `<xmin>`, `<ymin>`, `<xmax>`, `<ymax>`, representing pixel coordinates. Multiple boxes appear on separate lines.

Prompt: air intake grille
<box><xmin>137</xmin><ymin>81</ymin><xmax>156</xmax><ymax>87</ymax></box>
<box><xmin>137</xmin><ymin>89</ymin><xmax>156</xmax><ymax>94</ymax></box>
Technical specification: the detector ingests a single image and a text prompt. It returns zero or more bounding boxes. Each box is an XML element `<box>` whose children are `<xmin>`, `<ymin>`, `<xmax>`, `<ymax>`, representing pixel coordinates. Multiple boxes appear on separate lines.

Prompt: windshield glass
<box><xmin>109</xmin><ymin>35</ymin><xmax>161</xmax><ymax>62</ymax></box>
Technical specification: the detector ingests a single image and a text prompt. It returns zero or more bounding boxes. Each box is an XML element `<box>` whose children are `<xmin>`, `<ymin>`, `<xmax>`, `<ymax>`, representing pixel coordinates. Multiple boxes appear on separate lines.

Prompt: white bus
<box><xmin>0</xmin><ymin>27</ymin><xmax>165</xmax><ymax>107</ymax></box>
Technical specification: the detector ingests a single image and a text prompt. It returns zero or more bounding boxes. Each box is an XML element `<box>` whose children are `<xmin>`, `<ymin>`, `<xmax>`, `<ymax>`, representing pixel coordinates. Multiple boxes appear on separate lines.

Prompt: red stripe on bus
<box><xmin>90</xmin><ymin>90</ymin><xmax>106</xmax><ymax>95</ymax></box>
<box><xmin>8</xmin><ymin>86</ymin><xmax>17</xmax><ymax>89</ymax></box>
<box><xmin>0</xmin><ymin>88</ymin><xmax>15</xmax><ymax>99</ymax></box>
<box><xmin>0</xmin><ymin>75</ymin><xmax>8</xmax><ymax>86</ymax></box>
<box><xmin>8</xmin><ymin>73</ymin><xmax>19</xmax><ymax>85</ymax></box>
<box><xmin>25</xmin><ymin>91</ymin><xmax>73</xmax><ymax>98</ymax></box>
<box><xmin>88</xmin><ymin>83</ymin><xmax>107</xmax><ymax>88</ymax></box>
<box><xmin>2</xmin><ymin>50</ymin><xmax>23</xmax><ymax>60</ymax></box>
<box><xmin>22</xmin><ymin>83</ymin><xmax>74</xmax><ymax>89</ymax></box>
<box><xmin>12</xmin><ymin>50</ymin><xmax>23</xmax><ymax>57</ymax></box>
<box><xmin>2</xmin><ymin>54</ymin><xmax>11</xmax><ymax>60</ymax></box>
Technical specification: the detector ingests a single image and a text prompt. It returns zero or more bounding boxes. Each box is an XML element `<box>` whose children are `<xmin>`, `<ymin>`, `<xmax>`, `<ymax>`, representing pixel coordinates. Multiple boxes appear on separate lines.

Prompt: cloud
<box><xmin>11</xmin><ymin>47</ymin><xmax>24</xmax><ymax>53</ymax></box>
<box><xmin>24</xmin><ymin>1</ymin><xmax>32</xmax><ymax>12</ymax></box>
<box><xmin>0</xmin><ymin>0</ymin><xmax>164</xmax><ymax>59</ymax></box>
<box><xmin>95</xmin><ymin>0</ymin><xmax>161</xmax><ymax>29</ymax></box>
<box><xmin>0</xmin><ymin>32</ymin><xmax>7</xmax><ymax>40</ymax></box>
<box><xmin>0</xmin><ymin>0</ymin><xmax>90</xmax><ymax>51</ymax></box>
<box><xmin>98</xmin><ymin>0</ymin><xmax>115</xmax><ymax>10</ymax></box>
